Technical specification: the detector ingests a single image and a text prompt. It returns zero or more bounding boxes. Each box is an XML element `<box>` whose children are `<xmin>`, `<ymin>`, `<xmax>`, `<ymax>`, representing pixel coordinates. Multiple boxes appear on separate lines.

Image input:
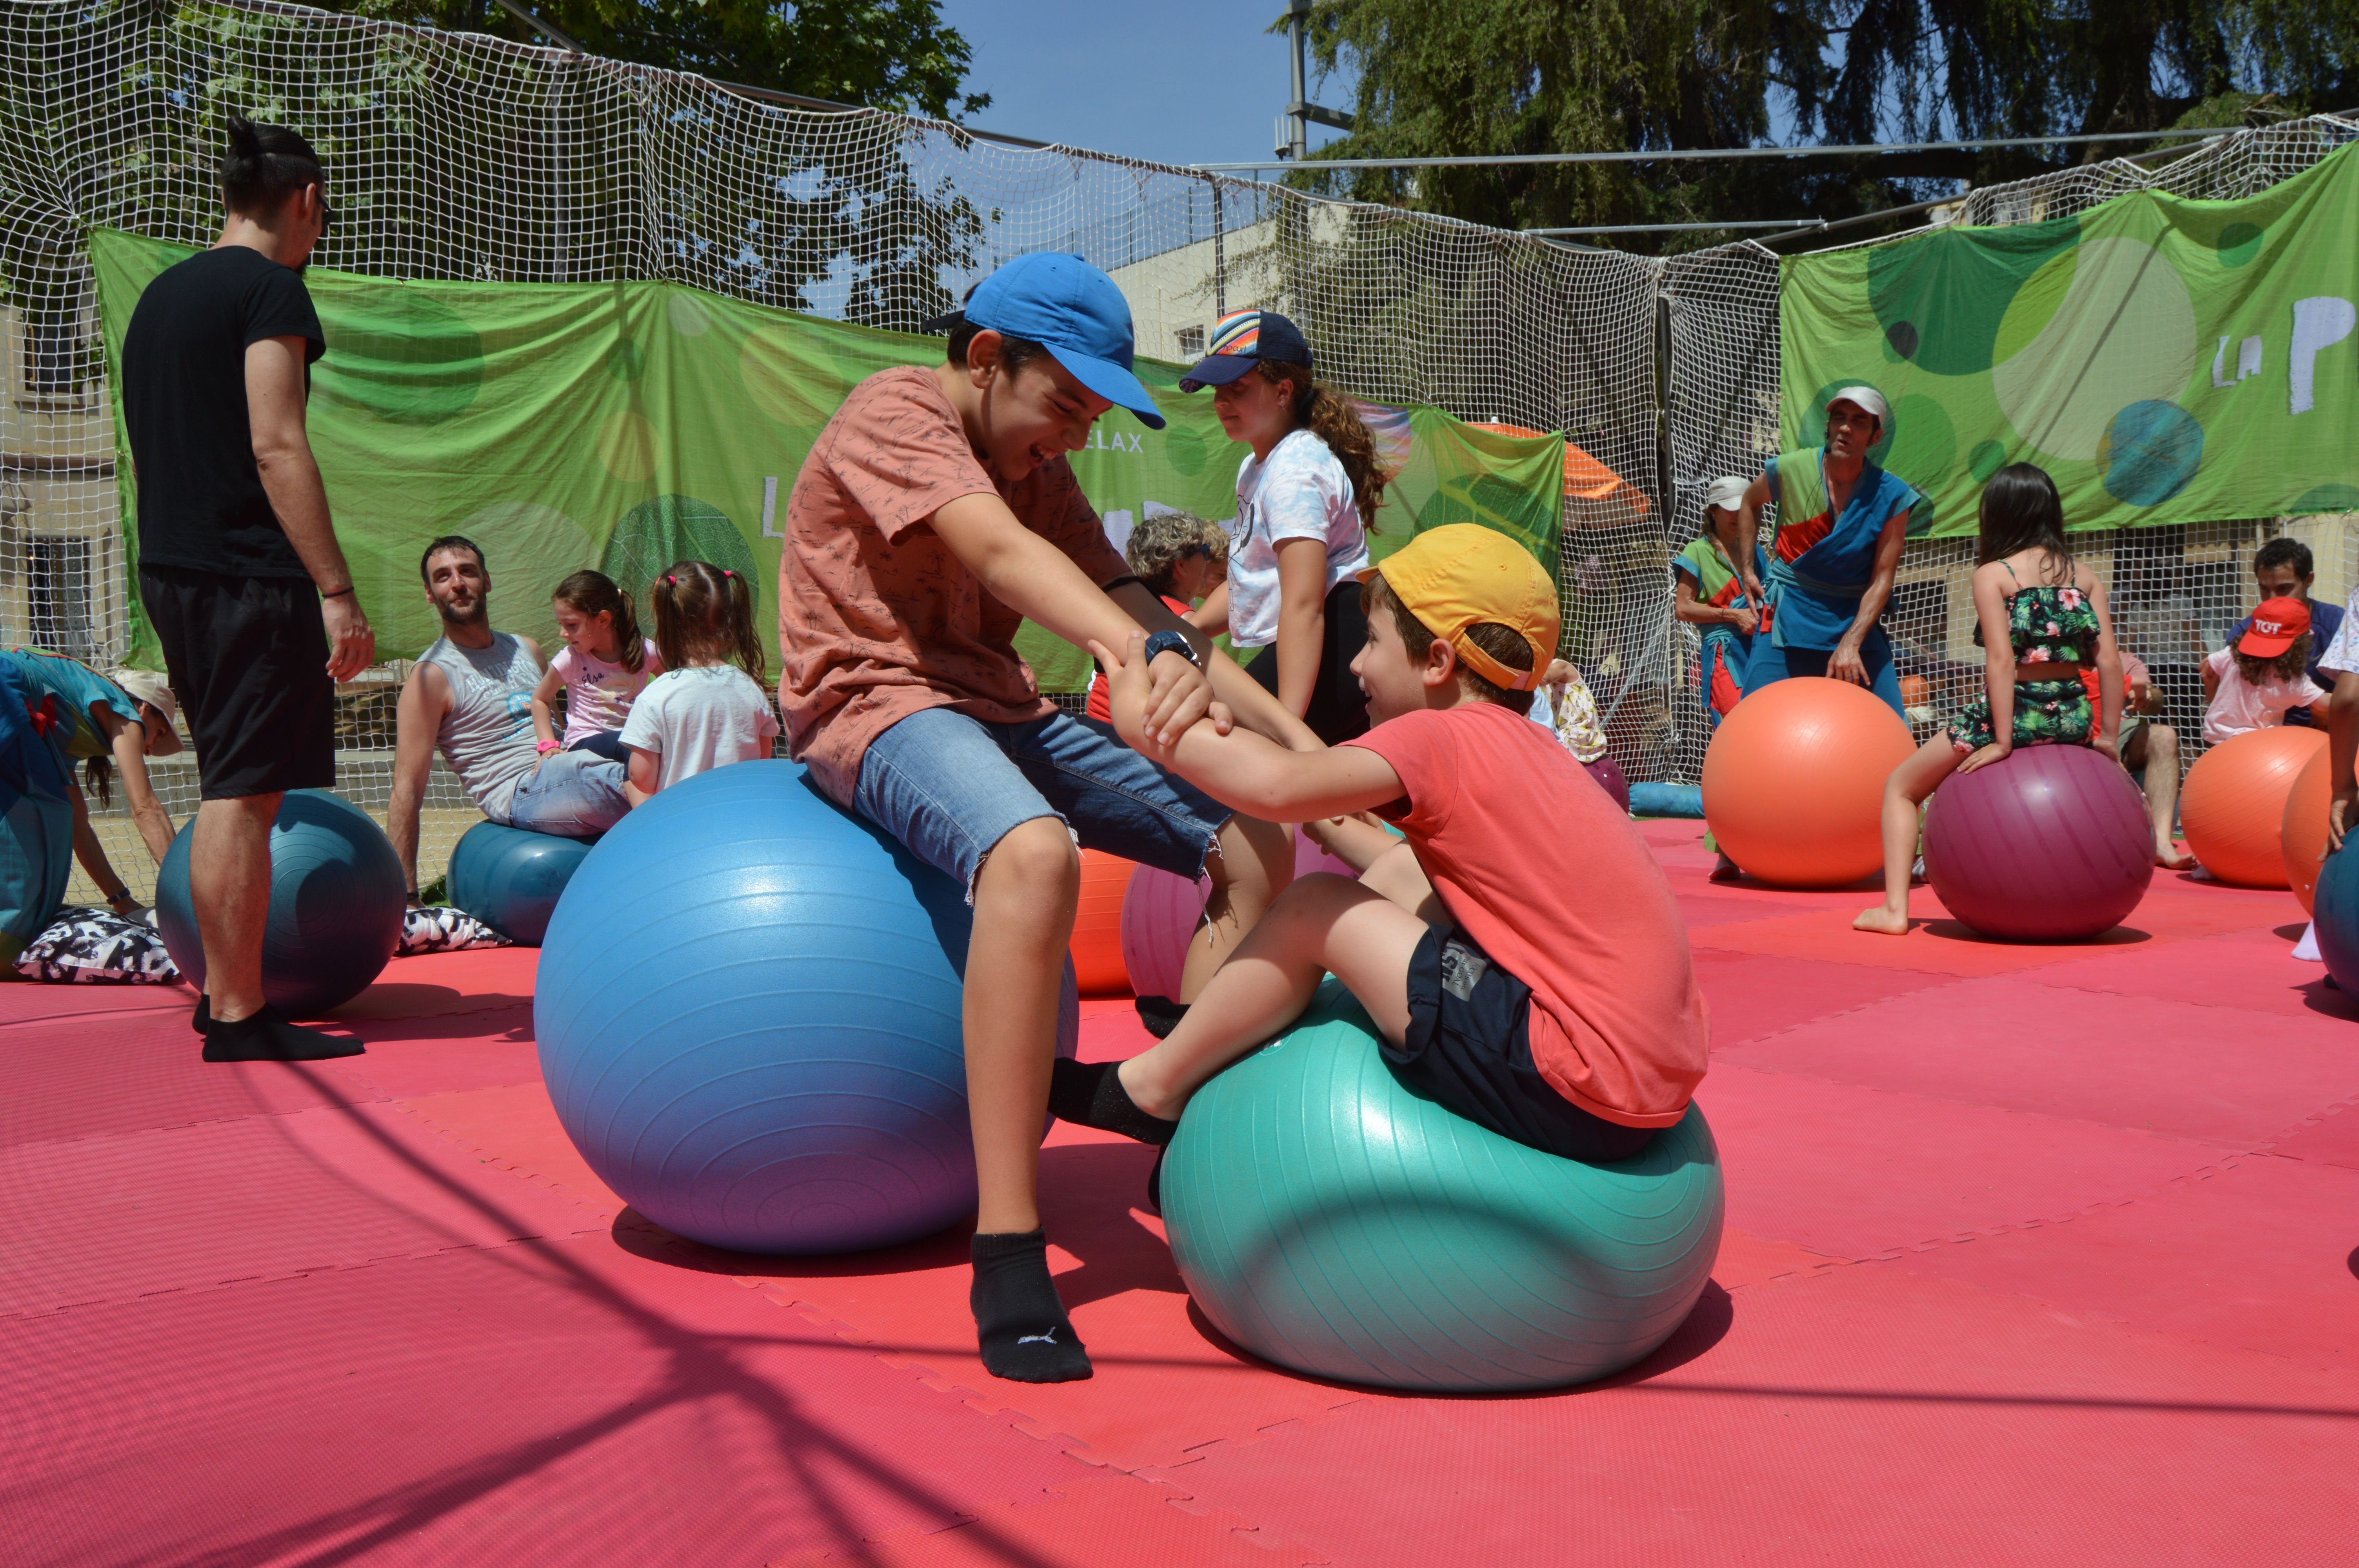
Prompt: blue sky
<box><xmin>937</xmin><ymin>0</ymin><xmax>1352</xmax><ymax>169</ymax></box>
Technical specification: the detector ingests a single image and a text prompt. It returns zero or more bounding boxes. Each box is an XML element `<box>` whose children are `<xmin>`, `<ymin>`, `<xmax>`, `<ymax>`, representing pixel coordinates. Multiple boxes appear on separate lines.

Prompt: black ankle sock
<box><xmin>970</xmin><ymin>1229</ymin><xmax>1091</xmax><ymax>1383</ymax></box>
<box><xmin>1049</xmin><ymin>1058</ymin><xmax>1178</xmax><ymax>1145</ymax></box>
<box><xmin>1134</xmin><ymin>994</ymin><xmax>1187</xmax><ymax>1040</ymax></box>
<box><xmin>201</xmin><ymin>1007</ymin><xmax>365</xmax><ymax>1063</ymax></box>
<box><xmin>192</xmin><ymin>995</ymin><xmax>210</xmax><ymax>1034</ymax></box>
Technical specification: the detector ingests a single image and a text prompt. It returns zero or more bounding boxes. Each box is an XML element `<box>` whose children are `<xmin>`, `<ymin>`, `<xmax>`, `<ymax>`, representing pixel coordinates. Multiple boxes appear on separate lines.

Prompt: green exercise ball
<box><xmin>1160</xmin><ymin>983</ymin><xmax>1724</xmax><ymax>1392</ymax></box>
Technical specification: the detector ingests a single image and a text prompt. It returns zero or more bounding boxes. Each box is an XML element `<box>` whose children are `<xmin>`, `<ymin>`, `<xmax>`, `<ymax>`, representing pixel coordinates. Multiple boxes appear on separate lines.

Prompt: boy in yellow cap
<box><xmin>1061</xmin><ymin>524</ymin><xmax>1709</xmax><ymax>1198</ymax></box>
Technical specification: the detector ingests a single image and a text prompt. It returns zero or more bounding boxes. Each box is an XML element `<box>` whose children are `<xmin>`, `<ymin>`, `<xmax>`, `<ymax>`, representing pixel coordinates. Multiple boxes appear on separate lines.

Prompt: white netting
<box><xmin>2</xmin><ymin>0</ymin><xmax>2352</xmax><ymax>908</ymax></box>
<box><xmin>1657</xmin><ymin>111</ymin><xmax>2359</xmax><ymax>784</ymax></box>
<box><xmin>0</xmin><ymin>0</ymin><xmax>1656</xmax><ymax>901</ymax></box>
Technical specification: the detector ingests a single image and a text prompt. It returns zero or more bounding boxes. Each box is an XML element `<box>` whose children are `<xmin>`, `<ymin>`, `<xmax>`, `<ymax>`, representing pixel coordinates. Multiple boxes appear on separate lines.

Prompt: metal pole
<box><xmin>1287</xmin><ymin>2</ymin><xmax>1309</xmax><ymax>161</ymax></box>
<box><xmin>1212</xmin><ymin>180</ymin><xmax>1226</xmax><ymax>315</ymax></box>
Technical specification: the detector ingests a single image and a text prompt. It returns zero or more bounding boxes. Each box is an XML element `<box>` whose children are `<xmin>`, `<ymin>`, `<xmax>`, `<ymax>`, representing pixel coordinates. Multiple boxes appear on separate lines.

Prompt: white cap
<box><xmin>1827</xmin><ymin>385</ymin><xmax>1890</xmax><ymax>430</ymax></box>
<box><xmin>1703</xmin><ymin>475</ymin><xmax>1750</xmax><ymax>513</ymax></box>
<box><xmin>105</xmin><ymin>668</ymin><xmax>183</xmax><ymax>757</ymax></box>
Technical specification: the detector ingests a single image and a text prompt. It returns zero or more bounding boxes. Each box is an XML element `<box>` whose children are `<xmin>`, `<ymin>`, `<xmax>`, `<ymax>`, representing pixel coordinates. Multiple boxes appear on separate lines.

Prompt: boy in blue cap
<box><xmin>778</xmin><ymin>253</ymin><xmax>1313</xmax><ymax>1383</ymax></box>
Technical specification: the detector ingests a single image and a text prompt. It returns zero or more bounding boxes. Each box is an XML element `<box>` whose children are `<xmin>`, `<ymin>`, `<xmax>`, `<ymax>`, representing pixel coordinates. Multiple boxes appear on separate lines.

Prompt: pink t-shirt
<box><xmin>1343</xmin><ymin>701</ymin><xmax>1710</xmax><ymax>1128</ymax></box>
<box><xmin>549</xmin><ymin>639</ymin><xmax>662</xmax><ymax>744</ymax></box>
<box><xmin>778</xmin><ymin>367</ymin><xmax>1128</xmax><ymax>805</ymax></box>
<box><xmin>2203</xmin><ymin>647</ymin><xmax>2327</xmax><ymax>745</ymax></box>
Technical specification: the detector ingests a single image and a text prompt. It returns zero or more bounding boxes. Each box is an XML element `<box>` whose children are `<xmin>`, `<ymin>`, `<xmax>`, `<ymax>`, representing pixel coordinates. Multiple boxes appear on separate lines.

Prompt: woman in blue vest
<box><xmin>3</xmin><ymin>650</ymin><xmax>181</xmax><ymax>921</ymax></box>
<box><xmin>1730</xmin><ymin>387</ymin><xmax>1919</xmax><ymax>715</ymax></box>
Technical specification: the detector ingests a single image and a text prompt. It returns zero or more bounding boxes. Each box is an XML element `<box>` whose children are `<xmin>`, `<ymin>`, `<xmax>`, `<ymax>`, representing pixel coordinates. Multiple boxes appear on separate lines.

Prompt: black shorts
<box><xmin>1385</xmin><ymin>925</ymin><xmax>1657</xmax><ymax>1163</ymax></box>
<box><xmin>139</xmin><ymin>564</ymin><xmax>334</xmax><ymax>800</ymax></box>
<box><xmin>1244</xmin><ymin>577</ymin><xmax>1370</xmax><ymax>745</ymax></box>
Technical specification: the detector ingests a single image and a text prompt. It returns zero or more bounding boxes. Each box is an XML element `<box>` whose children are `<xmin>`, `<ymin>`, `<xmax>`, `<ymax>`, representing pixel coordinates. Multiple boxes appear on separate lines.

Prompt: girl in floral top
<box><xmin>1855</xmin><ymin>464</ymin><xmax>2124</xmax><ymax>935</ymax></box>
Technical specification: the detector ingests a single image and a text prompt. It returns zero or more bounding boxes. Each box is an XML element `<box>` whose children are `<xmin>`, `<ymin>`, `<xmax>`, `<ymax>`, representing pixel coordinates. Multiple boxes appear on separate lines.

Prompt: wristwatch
<box><xmin>1143</xmin><ymin>629</ymin><xmax>1203</xmax><ymax>670</ymax></box>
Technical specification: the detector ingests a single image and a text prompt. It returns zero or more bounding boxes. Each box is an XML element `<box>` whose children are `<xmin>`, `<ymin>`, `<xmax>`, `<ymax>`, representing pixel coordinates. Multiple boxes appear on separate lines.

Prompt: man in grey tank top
<box><xmin>387</xmin><ymin>537</ymin><xmax>629</xmax><ymax>901</ymax></box>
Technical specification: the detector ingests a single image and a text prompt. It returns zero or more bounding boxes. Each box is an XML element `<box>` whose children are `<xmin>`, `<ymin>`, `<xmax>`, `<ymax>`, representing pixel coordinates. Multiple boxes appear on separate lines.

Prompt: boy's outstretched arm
<box><xmin>1093</xmin><ymin>631</ymin><xmax>1402</xmax><ymax>820</ymax></box>
<box><xmin>1110</xmin><ymin>581</ymin><xmax>1321</xmax><ymax>752</ymax></box>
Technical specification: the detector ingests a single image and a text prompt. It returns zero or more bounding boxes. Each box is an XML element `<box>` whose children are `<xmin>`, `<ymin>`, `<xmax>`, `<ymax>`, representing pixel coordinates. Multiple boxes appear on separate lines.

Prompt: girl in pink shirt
<box><xmin>530</xmin><ymin>570</ymin><xmax>663</xmax><ymax>764</ymax></box>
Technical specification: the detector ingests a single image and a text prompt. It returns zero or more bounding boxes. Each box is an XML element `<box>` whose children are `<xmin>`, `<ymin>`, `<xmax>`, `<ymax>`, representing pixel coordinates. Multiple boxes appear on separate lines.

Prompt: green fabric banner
<box><xmin>1779</xmin><ymin>142</ymin><xmax>2359</xmax><ymax>536</ymax></box>
<box><xmin>91</xmin><ymin>229</ymin><xmax>1568</xmax><ymax>686</ymax></box>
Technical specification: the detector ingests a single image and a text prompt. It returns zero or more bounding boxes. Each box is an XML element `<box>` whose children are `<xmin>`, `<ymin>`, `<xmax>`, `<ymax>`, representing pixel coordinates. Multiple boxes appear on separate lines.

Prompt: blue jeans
<box><xmin>854</xmin><ymin>706</ymin><xmax>1231</xmax><ymax>897</ymax></box>
<box><xmin>502</xmin><ymin>749</ymin><xmax>628</xmax><ymax>838</ymax></box>
<box><xmin>1744</xmin><ymin>632</ymin><xmax>1906</xmax><ymax>717</ymax></box>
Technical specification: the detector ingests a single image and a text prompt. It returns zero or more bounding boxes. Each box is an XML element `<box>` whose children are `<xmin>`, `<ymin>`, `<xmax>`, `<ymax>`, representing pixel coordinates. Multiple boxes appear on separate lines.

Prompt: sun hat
<box><xmin>1703</xmin><ymin>475</ymin><xmax>1750</xmax><ymax>513</ymax></box>
<box><xmin>1178</xmin><ymin>309</ymin><xmax>1314</xmax><ymax>394</ymax></box>
<box><xmin>105</xmin><ymin>668</ymin><xmax>183</xmax><ymax>757</ymax></box>
<box><xmin>2239</xmin><ymin>596</ymin><xmax>2311</xmax><ymax>657</ymax></box>
<box><xmin>1359</xmin><ymin>525</ymin><xmax>1560</xmax><ymax>693</ymax></box>
<box><xmin>920</xmin><ymin>253</ymin><xmax>1165</xmax><ymax>430</ymax></box>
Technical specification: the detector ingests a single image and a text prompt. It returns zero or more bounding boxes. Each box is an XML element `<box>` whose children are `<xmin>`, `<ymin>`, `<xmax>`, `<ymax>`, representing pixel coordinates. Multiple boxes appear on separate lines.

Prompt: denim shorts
<box><xmin>854</xmin><ymin>706</ymin><xmax>1232</xmax><ymax>896</ymax></box>
<box><xmin>1386</xmin><ymin>925</ymin><xmax>1658</xmax><ymax>1163</ymax></box>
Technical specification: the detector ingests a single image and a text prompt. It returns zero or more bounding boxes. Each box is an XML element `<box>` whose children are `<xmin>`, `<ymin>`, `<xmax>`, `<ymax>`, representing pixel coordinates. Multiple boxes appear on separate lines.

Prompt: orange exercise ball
<box><xmin>2281</xmin><ymin>741</ymin><xmax>2352</xmax><ymax>913</ymax></box>
<box><xmin>2181</xmin><ymin>726</ymin><xmax>2325</xmax><ymax>889</ymax></box>
<box><xmin>1700</xmin><ymin>677</ymin><xmax>1917</xmax><ymax>888</ymax></box>
<box><xmin>1070</xmin><ymin>848</ymin><xmax>1135</xmax><ymax>996</ymax></box>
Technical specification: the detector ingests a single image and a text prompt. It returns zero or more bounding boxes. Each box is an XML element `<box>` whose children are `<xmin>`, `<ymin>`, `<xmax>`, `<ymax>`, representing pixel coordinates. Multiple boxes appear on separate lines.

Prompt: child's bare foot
<box><xmin>1708</xmin><ymin>853</ymin><xmax>1742</xmax><ymax>882</ymax></box>
<box><xmin>2155</xmin><ymin>842</ymin><xmax>2198</xmax><ymax>870</ymax></box>
<box><xmin>1852</xmin><ymin>906</ymin><xmax>1912</xmax><ymax>936</ymax></box>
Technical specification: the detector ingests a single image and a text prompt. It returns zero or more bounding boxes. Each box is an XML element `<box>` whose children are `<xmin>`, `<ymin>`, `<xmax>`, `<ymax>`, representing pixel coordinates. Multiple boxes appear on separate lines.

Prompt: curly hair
<box><xmin>2234</xmin><ymin>630</ymin><xmax>2313</xmax><ymax>686</ymax></box>
<box><xmin>1253</xmin><ymin>360</ymin><xmax>1389</xmax><ymax>524</ymax></box>
<box><xmin>1123</xmin><ymin>510</ymin><xmax>1229</xmax><ymax>597</ymax></box>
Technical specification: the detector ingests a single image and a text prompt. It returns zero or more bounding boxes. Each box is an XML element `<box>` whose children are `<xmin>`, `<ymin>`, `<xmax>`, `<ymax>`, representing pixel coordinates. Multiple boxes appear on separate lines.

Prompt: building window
<box><xmin>29</xmin><ymin>535</ymin><xmax>98</xmax><ymax>661</ymax></box>
<box><xmin>21</xmin><ymin>303</ymin><xmax>87</xmax><ymax>397</ymax></box>
<box><xmin>1175</xmin><ymin>325</ymin><xmax>1204</xmax><ymax>358</ymax></box>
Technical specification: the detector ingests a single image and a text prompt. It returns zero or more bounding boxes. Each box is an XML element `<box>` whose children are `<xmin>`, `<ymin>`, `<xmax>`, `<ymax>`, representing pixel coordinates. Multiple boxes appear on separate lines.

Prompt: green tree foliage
<box><xmin>326</xmin><ymin>0</ymin><xmax>987</xmax><ymax>116</ymax></box>
<box><xmin>1297</xmin><ymin>0</ymin><xmax>2359</xmax><ymax>248</ymax></box>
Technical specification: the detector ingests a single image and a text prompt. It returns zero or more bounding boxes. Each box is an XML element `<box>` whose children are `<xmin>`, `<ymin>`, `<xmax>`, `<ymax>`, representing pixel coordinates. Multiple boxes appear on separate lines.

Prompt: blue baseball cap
<box><xmin>922</xmin><ymin>253</ymin><xmax>1165</xmax><ymax>430</ymax></box>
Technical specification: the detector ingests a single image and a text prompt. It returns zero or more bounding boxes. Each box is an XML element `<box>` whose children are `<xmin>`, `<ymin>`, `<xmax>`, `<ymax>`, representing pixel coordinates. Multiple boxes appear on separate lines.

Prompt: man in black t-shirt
<box><xmin>120</xmin><ymin>115</ymin><xmax>376</xmax><ymax>1065</ymax></box>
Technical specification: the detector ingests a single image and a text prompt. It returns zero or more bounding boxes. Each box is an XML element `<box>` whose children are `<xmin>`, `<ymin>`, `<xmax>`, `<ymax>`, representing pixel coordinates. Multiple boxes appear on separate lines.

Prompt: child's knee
<box><xmin>979</xmin><ymin>817</ymin><xmax>1079</xmax><ymax>902</ymax></box>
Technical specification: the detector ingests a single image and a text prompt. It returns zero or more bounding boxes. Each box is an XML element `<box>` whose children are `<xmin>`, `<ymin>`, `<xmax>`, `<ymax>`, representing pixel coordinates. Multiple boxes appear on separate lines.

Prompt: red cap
<box><xmin>2239</xmin><ymin>596</ymin><xmax>2311</xmax><ymax>657</ymax></box>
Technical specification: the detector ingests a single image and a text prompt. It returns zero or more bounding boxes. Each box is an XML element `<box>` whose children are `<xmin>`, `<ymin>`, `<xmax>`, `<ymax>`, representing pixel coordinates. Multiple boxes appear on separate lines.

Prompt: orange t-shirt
<box><xmin>1343</xmin><ymin>702</ymin><xmax>1710</xmax><ymax>1127</ymax></box>
<box><xmin>778</xmin><ymin>366</ymin><xmax>1129</xmax><ymax>804</ymax></box>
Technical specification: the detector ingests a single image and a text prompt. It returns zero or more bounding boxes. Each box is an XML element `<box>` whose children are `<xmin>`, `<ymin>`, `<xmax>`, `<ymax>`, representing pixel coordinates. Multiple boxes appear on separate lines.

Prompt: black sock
<box><xmin>192</xmin><ymin>995</ymin><xmax>210</xmax><ymax>1035</ymax></box>
<box><xmin>1134</xmin><ymin>994</ymin><xmax>1188</xmax><ymax>1040</ymax></box>
<box><xmin>202</xmin><ymin>1006</ymin><xmax>365</xmax><ymax>1063</ymax></box>
<box><xmin>970</xmin><ymin>1229</ymin><xmax>1090</xmax><ymax>1383</ymax></box>
<box><xmin>1049</xmin><ymin>1058</ymin><xmax>1178</xmax><ymax>1145</ymax></box>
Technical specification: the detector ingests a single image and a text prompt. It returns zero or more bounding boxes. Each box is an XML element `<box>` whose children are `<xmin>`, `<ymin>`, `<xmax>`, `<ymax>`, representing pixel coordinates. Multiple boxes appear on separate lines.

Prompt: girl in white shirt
<box><xmin>531</xmin><ymin>569</ymin><xmax>663</xmax><ymax>764</ymax></box>
<box><xmin>1179</xmin><ymin>309</ymin><xmax>1384</xmax><ymax>744</ymax></box>
<box><xmin>619</xmin><ymin>560</ymin><xmax>779</xmax><ymax>806</ymax></box>
<box><xmin>2200</xmin><ymin>595</ymin><xmax>2331</xmax><ymax>745</ymax></box>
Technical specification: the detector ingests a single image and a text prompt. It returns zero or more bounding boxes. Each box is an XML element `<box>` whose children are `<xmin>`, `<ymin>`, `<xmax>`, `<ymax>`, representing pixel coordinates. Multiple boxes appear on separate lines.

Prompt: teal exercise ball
<box><xmin>449</xmin><ymin>820</ymin><xmax>594</xmax><ymax>945</ymax></box>
<box><xmin>155</xmin><ymin>789</ymin><xmax>406</xmax><ymax>1016</ymax></box>
<box><xmin>1161</xmin><ymin>984</ymin><xmax>1724</xmax><ymax>1392</ymax></box>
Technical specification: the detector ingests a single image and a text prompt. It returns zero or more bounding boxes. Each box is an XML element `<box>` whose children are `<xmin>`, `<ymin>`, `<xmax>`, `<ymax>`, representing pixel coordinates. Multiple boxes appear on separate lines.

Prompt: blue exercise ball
<box><xmin>2312</xmin><ymin>840</ymin><xmax>2359</xmax><ymax>993</ymax></box>
<box><xmin>534</xmin><ymin>759</ymin><xmax>1078</xmax><ymax>1255</ymax></box>
<box><xmin>448</xmin><ymin>820</ymin><xmax>594</xmax><ymax>945</ymax></box>
<box><xmin>1161</xmin><ymin>984</ymin><xmax>1724</xmax><ymax>1392</ymax></box>
<box><xmin>155</xmin><ymin>789</ymin><xmax>407</xmax><ymax>1016</ymax></box>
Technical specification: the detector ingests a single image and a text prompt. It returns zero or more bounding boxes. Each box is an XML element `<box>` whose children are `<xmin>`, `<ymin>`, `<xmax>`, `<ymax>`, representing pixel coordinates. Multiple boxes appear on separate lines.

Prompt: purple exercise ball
<box><xmin>1584</xmin><ymin>754</ymin><xmax>1631</xmax><ymax>815</ymax></box>
<box><xmin>1923</xmin><ymin>743</ymin><xmax>2153</xmax><ymax>941</ymax></box>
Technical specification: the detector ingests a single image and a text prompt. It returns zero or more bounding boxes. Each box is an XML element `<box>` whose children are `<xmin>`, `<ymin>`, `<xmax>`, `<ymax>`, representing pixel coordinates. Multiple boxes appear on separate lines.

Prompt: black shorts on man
<box><xmin>1386</xmin><ymin>924</ymin><xmax>1658</xmax><ymax>1163</ymax></box>
<box><xmin>141</xmin><ymin>564</ymin><xmax>334</xmax><ymax>800</ymax></box>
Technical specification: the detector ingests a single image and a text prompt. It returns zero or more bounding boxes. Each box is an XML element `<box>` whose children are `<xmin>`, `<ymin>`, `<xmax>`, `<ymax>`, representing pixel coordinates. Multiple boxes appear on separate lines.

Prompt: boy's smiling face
<box><xmin>1352</xmin><ymin>588</ymin><xmax>1448</xmax><ymax>726</ymax></box>
<box><xmin>966</xmin><ymin>332</ymin><xmax>1113</xmax><ymax>484</ymax></box>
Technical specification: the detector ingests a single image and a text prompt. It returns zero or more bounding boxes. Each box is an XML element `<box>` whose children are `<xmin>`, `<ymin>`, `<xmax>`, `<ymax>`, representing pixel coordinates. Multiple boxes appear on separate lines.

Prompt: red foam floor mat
<box><xmin>2267</xmin><ymin>1099</ymin><xmax>2359</xmax><ymax>1171</ymax></box>
<box><xmin>2025</xmin><ymin>923</ymin><xmax>2355</xmax><ymax>1020</ymax></box>
<box><xmin>0</xmin><ymin>1095</ymin><xmax>609</xmax><ymax>1317</ymax></box>
<box><xmin>1136</xmin><ymin>1263</ymin><xmax>2359</xmax><ymax>1567</ymax></box>
<box><xmin>332</xmin><ymin>946</ymin><xmax>540</xmax><ymax>1019</ymax></box>
<box><xmin>1724</xmin><ymin>975</ymin><xmax>2359</xmax><ymax>1147</ymax></box>
<box><xmin>1703</xmin><ymin>1063</ymin><xmax>2236</xmax><ymax>1260</ymax></box>
<box><xmin>1689</xmin><ymin>901</ymin><xmax>2272</xmax><ymax>978</ymax></box>
<box><xmin>0</xmin><ymin>1233</ymin><xmax>1098</xmax><ymax>1568</ymax></box>
<box><xmin>1690</xmin><ymin>950</ymin><xmax>1960</xmax><ymax>1049</ymax></box>
<box><xmin>1892</xmin><ymin>1151</ymin><xmax>2359</xmax><ymax>1374</ymax></box>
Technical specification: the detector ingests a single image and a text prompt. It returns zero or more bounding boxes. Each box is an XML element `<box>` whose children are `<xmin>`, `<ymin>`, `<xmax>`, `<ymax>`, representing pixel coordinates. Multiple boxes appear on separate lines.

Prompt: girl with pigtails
<box><xmin>617</xmin><ymin>560</ymin><xmax>779</xmax><ymax>807</ymax></box>
<box><xmin>1181</xmin><ymin>309</ymin><xmax>1386</xmax><ymax>746</ymax></box>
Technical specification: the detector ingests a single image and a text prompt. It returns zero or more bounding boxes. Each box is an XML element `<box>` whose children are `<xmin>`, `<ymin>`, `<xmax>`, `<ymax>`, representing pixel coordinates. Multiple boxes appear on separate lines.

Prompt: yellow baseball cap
<box><xmin>1359</xmin><ymin>525</ymin><xmax>1559</xmax><ymax>692</ymax></box>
